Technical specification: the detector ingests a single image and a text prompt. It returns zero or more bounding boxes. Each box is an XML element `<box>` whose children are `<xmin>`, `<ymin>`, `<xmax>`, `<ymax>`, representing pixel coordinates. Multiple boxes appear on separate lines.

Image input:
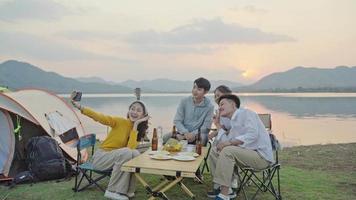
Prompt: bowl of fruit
<box><xmin>163</xmin><ymin>138</ymin><xmax>182</xmax><ymax>152</ymax></box>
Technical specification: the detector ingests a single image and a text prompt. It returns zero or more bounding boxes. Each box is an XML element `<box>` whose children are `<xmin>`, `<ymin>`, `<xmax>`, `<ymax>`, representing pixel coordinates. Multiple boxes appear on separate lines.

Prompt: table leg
<box><xmin>179</xmin><ymin>182</ymin><xmax>195</xmax><ymax>198</ymax></box>
<box><xmin>158</xmin><ymin>177</ymin><xmax>183</xmax><ymax>193</ymax></box>
<box><xmin>153</xmin><ymin>179</ymin><xmax>170</xmax><ymax>192</ymax></box>
<box><xmin>135</xmin><ymin>174</ymin><xmax>195</xmax><ymax>200</ymax></box>
<box><xmin>147</xmin><ymin>177</ymin><xmax>182</xmax><ymax>200</ymax></box>
<box><xmin>135</xmin><ymin>173</ymin><xmax>150</xmax><ymax>188</ymax></box>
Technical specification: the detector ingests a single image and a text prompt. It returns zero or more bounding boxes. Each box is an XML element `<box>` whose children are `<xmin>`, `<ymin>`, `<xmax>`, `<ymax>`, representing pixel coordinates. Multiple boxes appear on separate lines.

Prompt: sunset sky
<box><xmin>0</xmin><ymin>0</ymin><xmax>355</xmax><ymax>83</ymax></box>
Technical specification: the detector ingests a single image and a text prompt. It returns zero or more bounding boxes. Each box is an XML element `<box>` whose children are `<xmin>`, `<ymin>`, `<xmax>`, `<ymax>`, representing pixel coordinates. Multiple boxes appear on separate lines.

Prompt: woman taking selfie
<box><xmin>71</xmin><ymin>94</ymin><xmax>149</xmax><ymax>200</ymax></box>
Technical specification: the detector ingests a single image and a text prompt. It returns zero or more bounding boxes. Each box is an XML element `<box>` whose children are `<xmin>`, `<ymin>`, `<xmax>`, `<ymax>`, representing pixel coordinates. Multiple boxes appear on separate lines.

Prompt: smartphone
<box><xmin>71</xmin><ymin>91</ymin><xmax>82</xmax><ymax>102</ymax></box>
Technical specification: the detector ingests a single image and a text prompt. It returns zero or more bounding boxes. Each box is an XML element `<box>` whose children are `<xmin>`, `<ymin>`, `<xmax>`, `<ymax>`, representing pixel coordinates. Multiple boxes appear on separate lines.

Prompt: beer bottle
<box><xmin>196</xmin><ymin>128</ymin><xmax>202</xmax><ymax>155</ymax></box>
<box><xmin>151</xmin><ymin>128</ymin><xmax>158</xmax><ymax>151</ymax></box>
<box><xmin>171</xmin><ymin>125</ymin><xmax>177</xmax><ymax>139</ymax></box>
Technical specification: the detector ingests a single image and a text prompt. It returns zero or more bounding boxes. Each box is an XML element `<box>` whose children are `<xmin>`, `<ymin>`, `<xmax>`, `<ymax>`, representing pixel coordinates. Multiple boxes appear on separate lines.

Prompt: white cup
<box><xmin>186</xmin><ymin>144</ymin><xmax>195</xmax><ymax>152</ymax></box>
<box><xmin>179</xmin><ymin>140</ymin><xmax>188</xmax><ymax>151</ymax></box>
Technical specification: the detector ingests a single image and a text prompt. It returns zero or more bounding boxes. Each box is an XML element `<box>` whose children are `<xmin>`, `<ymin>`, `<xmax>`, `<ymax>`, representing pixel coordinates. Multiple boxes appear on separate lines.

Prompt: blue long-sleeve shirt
<box><xmin>173</xmin><ymin>96</ymin><xmax>214</xmax><ymax>144</ymax></box>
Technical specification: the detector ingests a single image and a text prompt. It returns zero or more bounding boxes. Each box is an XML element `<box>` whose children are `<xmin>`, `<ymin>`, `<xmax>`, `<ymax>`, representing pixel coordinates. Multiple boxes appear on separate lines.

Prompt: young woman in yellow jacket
<box><xmin>72</xmin><ymin>99</ymin><xmax>149</xmax><ymax>200</ymax></box>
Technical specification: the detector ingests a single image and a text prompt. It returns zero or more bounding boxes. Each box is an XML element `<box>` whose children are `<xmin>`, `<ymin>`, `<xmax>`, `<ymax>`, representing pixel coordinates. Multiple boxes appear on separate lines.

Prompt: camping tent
<box><xmin>0</xmin><ymin>89</ymin><xmax>85</xmax><ymax>177</ymax></box>
<box><xmin>0</xmin><ymin>86</ymin><xmax>10</xmax><ymax>93</ymax></box>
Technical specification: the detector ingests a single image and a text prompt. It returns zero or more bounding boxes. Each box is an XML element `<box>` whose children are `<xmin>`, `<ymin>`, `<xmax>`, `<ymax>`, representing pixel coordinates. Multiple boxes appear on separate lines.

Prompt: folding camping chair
<box><xmin>235</xmin><ymin>114</ymin><xmax>282</xmax><ymax>200</ymax></box>
<box><xmin>201</xmin><ymin>139</ymin><xmax>213</xmax><ymax>174</ymax></box>
<box><xmin>73</xmin><ymin>134</ymin><xmax>112</xmax><ymax>192</ymax></box>
<box><xmin>258</xmin><ymin>113</ymin><xmax>272</xmax><ymax>133</ymax></box>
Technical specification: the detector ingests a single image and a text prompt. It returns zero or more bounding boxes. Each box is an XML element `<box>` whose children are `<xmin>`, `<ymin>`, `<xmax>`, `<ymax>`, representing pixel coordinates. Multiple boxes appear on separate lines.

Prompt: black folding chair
<box><xmin>235</xmin><ymin>114</ymin><xmax>282</xmax><ymax>200</ymax></box>
<box><xmin>201</xmin><ymin>140</ymin><xmax>212</xmax><ymax>174</ymax></box>
<box><xmin>72</xmin><ymin>134</ymin><xmax>112</xmax><ymax>192</ymax></box>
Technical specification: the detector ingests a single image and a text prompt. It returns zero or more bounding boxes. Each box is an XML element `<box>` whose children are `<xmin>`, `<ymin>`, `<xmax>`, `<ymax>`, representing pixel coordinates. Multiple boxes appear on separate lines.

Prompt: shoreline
<box><xmin>57</xmin><ymin>92</ymin><xmax>356</xmax><ymax>98</ymax></box>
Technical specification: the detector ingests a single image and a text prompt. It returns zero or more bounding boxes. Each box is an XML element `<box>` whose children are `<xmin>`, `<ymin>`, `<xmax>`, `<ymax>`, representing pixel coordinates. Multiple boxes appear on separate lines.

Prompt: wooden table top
<box><xmin>122</xmin><ymin>147</ymin><xmax>207</xmax><ymax>178</ymax></box>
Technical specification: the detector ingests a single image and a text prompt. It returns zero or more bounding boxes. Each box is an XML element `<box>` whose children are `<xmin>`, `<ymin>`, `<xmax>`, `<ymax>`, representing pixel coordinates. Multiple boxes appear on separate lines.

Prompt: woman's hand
<box><xmin>71</xmin><ymin>100</ymin><xmax>82</xmax><ymax>111</ymax></box>
<box><xmin>133</xmin><ymin>115</ymin><xmax>150</xmax><ymax>131</ymax></box>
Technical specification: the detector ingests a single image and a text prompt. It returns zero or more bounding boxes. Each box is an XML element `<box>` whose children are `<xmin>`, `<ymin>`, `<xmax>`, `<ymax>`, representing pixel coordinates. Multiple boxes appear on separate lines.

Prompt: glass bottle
<box><xmin>171</xmin><ymin>125</ymin><xmax>177</xmax><ymax>139</ymax></box>
<box><xmin>196</xmin><ymin>128</ymin><xmax>202</xmax><ymax>155</ymax></box>
<box><xmin>151</xmin><ymin>128</ymin><xmax>158</xmax><ymax>151</ymax></box>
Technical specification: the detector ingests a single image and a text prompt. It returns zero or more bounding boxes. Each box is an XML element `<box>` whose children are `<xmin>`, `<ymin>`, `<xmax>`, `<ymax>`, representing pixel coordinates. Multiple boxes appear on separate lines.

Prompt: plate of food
<box><xmin>172</xmin><ymin>155</ymin><xmax>196</xmax><ymax>161</ymax></box>
<box><xmin>150</xmin><ymin>154</ymin><xmax>172</xmax><ymax>160</ymax></box>
<box><xmin>148</xmin><ymin>150</ymin><xmax>170</xmax><ymax>155</ymax></box>
<box><xmin>177</xmin><ymin>152</ymin><xmax>199</xmax><ymax>157</ymax></box>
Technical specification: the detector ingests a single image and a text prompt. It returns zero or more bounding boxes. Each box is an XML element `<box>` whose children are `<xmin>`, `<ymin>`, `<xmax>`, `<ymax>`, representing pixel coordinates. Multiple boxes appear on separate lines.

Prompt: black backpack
<box><xmin>8</xmin><ymin>170</ymin><xmax>35</xmax><ymax>188</ymax></box>
<box><xmin>26</xmin><ymin>136</ymin><xmax>67</xmax><ymax>181</ymax></box>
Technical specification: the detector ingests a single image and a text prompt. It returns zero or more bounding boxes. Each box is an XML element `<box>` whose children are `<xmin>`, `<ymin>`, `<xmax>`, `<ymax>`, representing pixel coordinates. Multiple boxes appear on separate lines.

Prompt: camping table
<box><xmin>121</xmin><ymin>147</ymin><xmax>207</xmax><ymax>200</ymax></box>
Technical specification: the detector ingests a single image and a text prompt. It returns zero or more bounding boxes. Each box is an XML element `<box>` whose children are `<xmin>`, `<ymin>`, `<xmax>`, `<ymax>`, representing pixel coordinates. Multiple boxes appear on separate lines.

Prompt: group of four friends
<box><xmin>71</xmin><ymin>77</ymin><xmax>274</xmax><ymax>200</ymax></box>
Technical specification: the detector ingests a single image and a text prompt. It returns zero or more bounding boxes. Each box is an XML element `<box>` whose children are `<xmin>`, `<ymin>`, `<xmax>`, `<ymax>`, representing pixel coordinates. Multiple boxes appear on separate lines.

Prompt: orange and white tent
<box><xmin>0</xmin><ymin>89</ymin><xmax>85</xmax><ymax>177</ymax></box>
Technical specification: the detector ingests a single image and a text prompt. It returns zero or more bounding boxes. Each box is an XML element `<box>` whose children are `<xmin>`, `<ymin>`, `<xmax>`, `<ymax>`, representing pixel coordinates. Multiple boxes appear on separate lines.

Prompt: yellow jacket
<box><xmin>82</xmin><ymin>107</ymin><xmax>138</xmax><ymax>151</ymax></box>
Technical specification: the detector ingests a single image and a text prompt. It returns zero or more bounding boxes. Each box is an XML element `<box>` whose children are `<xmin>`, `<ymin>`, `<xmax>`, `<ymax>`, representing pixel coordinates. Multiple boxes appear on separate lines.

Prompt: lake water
<box><xmin>63</xmin><ymin>93</ymin><xmax>356</xmax><ymax>147</ymax></box>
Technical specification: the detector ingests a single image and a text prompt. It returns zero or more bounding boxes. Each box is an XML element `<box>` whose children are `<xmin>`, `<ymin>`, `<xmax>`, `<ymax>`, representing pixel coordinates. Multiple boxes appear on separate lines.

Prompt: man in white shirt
<box><xmin>212</xmin><ymin>94</ymin><xmax>274</xmax><ymax>200</ymax></box>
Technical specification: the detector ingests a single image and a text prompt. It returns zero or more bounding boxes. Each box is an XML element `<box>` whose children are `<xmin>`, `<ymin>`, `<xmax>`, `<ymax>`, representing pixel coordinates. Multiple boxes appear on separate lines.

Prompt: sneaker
<box><xmin>228</xmin><ymin>190</ymin><xmax>236</xmax><ymax>199</ymax></box>
<box><xmin>207</xmin><ymin>188</ymin><xmax>236</xmax><ymax>199</ymax></box>
<box><xmin>214</xmin><ymin>196</ymin><xmax>225</xmax><ymax>200</ymax></box>
<box><xmin>207</xmin><ymin>188</ymin><xmax>220</xmax><ymax>198</ymax></box>
<box><xmin>214</xmin><ymin>193</ymin><xmax>230</xmax><ymax>200</ymax></box>
<box><xmin>231</xmin><ymin>177</ymin><xmax>238</xmax><ymax>189</ymax></box>
<box><xmin>104</xmin><ymin>190</ymin><xmax>129</xmax><ymax>200</ymax></box>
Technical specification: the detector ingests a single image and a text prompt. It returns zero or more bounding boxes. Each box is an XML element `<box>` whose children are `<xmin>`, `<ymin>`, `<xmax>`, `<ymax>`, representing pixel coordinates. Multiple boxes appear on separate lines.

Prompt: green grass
<box><xmin>1</xmin><ymin>143</ymin><xmax>356</xmax><ymax>200</ymax></box>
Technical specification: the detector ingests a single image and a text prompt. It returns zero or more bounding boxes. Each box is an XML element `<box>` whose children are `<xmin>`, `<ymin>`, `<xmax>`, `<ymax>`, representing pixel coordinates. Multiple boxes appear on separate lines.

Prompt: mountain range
<box><xmin>1</xmin><ymin>60</ymin><xmax>356</xmax><ymax>93</ymax></box>
<box><xmin>0</xmin><ymin>60</ymin><xmax>132</xmax><ymax>93</ymax></box>
<box><xmin>234</xmin><ymin>66</ymin><xmax>356</xmax><ymax>92</ymax></box>
<box><xmin>76</xmin><ymin>77</ymin><xmax>244</xmax><ymax>92</ymax></box>
<box><xmin>0</xmin><ymin>60</ymin><xmax>243</xmax><ymax>93</ymax></box>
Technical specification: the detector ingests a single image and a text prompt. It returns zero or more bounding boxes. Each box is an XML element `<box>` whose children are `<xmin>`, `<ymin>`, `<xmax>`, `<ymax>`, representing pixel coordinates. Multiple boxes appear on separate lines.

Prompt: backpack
<box><xmin>26</xmin><ymin>136</ymin><xmax>67</xmax><ymax>181</ymax></box>
<box><xmin>8</xmin><ymin>171</ymin><xmax>35</xmax><ymax>188</ymax></box>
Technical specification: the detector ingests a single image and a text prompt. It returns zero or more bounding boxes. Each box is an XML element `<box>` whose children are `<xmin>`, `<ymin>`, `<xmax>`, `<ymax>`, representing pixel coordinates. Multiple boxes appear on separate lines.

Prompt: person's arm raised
<box><xmin>73</xmin><ymin>100</ymin><xmax>119</xmax><ymax>128</ymax></box>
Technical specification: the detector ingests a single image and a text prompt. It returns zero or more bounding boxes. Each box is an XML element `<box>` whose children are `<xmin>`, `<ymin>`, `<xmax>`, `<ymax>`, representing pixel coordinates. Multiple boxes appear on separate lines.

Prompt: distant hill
<box><xmin>76</xmin><ymin>78</ymin><xmax>158</xmax><ymax>93</ymax></box>
<box><xmin>119</xmin><ymin>79</ymin><xmax>243</xmax><ymax>92</ymax></box>
<box><xmin>234</xmin><ymin>66</ymin><xmax>356</xmax><ymax>92</ymax></box>
<box><xmin>5</xmin><ymin>60</ymin><xmax>353</xmax><ymax>94</ymax></box>
<box><xmin>76</xmin><ymin>76</ymin><xmax>117</xmax><ymax>85</ymax></box>
<box><xmin>0</xmin><ymin>60</ymin><xmax>243</xmax><ymax>94</ymax></box>
<box><xmin>0</xmin><ymin>60</ymin><xmax>132</xmax><ymax>93</ymax></box>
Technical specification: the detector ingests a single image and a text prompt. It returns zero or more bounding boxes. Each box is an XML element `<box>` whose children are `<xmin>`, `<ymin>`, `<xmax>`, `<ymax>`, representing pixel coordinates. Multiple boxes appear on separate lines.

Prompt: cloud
<box><xmin>128</xmin><ymin>44</ymin><xmax>222</xmax><ymax>54</ymax></box>
<box><xmin>0</xmin><ymin>0</ymin><xmax>72</xmax><ymax>21</ymax></box>
<box><xmin>230</xmin><ymin>5</ymin><xmax>268</xmax><ymax>14</ymax></box>
<box><xmin>55</xmin><ymin>18</ymin><xmax>294</xmax><ymax>54</ymax></box>
<box><xmin>243</xmin><ymin>5</ymin><xmax>268</xmax><ymax>14</ymax></box>
<box><xmin>0</xmin><ymin>31</ymin><xmax>135</xmax><ymax>62</ymax></box>
<box><xmin>56</xmin><ymin>30</ymin><xmax>122</xmax><ymax>40</ymax></box>
<box><xmin>126</xmin><ymin>18</ymin><xmax>295</xmax><ymax>46</ymax></box>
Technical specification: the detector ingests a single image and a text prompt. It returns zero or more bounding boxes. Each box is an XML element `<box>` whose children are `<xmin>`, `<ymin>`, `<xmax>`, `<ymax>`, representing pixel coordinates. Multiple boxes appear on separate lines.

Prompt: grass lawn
<box><xmin>1</xmin><ymin>143</ymin><xmax>355</xmax><ymax>200</ymax></box>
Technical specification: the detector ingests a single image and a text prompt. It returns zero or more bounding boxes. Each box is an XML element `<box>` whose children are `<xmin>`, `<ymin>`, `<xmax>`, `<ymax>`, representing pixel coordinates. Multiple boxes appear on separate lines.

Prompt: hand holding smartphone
<box><xmin>71</xmin><ymin>91</ymin><xmax>82</xmax><ymax>102</ymax></box>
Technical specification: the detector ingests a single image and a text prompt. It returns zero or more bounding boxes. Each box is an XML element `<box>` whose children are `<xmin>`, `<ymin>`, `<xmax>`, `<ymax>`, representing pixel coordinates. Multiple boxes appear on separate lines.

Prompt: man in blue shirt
<box><xmin>163</xmin><ymin>77</ymin><xmax>214</xmax><ymax>146</ymax></box>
